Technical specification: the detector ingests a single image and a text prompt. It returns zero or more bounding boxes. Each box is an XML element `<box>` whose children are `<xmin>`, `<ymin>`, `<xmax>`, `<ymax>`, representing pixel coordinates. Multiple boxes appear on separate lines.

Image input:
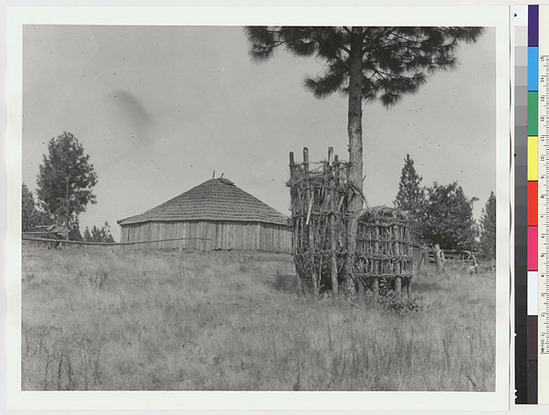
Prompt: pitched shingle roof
<box><xmin>117</xmin><ymin>178</ymin><xmax>289</xmax><ymax>226</ymax></box>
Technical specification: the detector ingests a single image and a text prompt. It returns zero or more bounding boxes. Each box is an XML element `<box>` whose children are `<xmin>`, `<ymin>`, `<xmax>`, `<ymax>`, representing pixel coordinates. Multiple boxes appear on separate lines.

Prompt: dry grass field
<box><xmin>21</xmin><ymin>243</ymin><xmax>495</xmax><ymax>391</ymax></box>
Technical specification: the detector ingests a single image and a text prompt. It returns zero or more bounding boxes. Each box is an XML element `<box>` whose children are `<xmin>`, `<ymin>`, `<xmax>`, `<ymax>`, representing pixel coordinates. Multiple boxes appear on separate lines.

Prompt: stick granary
<box><xmin>354</xmin><ymin>207</ymin><xmax>413</xmax><ymax>296</ymax></box>
<box><xmin>288</xmin><ymin>148</ymin><xmax>413</xmax><ymax>298</ymax></box>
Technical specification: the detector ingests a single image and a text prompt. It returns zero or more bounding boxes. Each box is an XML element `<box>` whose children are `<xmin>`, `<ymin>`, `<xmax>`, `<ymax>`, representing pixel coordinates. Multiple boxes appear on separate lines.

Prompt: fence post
<box><xmin>435</xmin><ymin>244</ymin><xmax>445</xmax><ymax>273</ymax></box>
<box><xmin>395</xmin><ymin>277</ymin><xmax>402</xmax><ymax>296</ymax></box>
<box><xmin>372</xmin><ymin>278</ymin><xmax>379</xmax><ymax>297</ymax></box>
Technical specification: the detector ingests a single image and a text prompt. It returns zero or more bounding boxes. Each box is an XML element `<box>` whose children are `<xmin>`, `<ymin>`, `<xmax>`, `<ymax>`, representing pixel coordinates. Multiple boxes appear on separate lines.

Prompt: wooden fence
<box><xmin>22</xmin><ymin>235</ymin><xmax>210</xmax><ymax>248</ymax></box>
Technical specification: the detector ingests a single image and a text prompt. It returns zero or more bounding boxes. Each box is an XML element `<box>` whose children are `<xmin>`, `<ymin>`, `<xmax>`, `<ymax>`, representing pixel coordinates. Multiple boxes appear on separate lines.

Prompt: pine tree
<box><xmin>22</xmin><ymin>183</ymin><xmax>47</xmax><ymax>231</ymax></box>
<box><xmin>69</xmin><ymin>216</ymin><xmax>83</xmax><ymax>241</ymax></box>
<box><xmin>394</xmin><ymin>154</ymin><xmax>423</xmax><ymax>214</ymax></box>
<box><xmin>90</xmin><ymin>225</ymin><xmax>102</xmax><ymax>242</ymax></box>
<box><xmin>479</xmin><ymin>191</ymin><xmax>496</xmax><ymax>259</ymax></box>
<box><xmin>22</xmin><ymin>183</ymin><xmax>38</xmax><ymax>232</ymax></box>
<box><xmin>36</xmin><ymin>132</ymin><xmax>98</xmax><ymax>234</ymax></box>
<box><xmin>394</xmin><ymin>154</ymin><xmax>424</xmax><ymax>243</ymax></box>
<box><xmin>102</xmin><ymin>221</ymin><xmax>115</xmax><ymax>243</ymax></box>
<box><xmin>418</xmin><ymin>182</ymin><xmax>478</xmax><ymax>250</ymax></box>
<box><xmin>83</xmin><ymin>226</ymin><xmax>92</xmax><ymax>242</ymax></box>
<box><xmin>245</xmin><ymin>26</ymin><xmax>483</xmax><ymax>289</ymax></box>
<box><xmin>245</xmin><ymin>26</ymin><xmax>482</xmax><ymax>205</ymax></box>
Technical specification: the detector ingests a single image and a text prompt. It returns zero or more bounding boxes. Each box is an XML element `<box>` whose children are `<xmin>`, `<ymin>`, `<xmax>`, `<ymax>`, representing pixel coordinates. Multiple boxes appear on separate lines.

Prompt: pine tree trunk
<box><xmin>344</xmin><ymin>27</ymin><xmax>364</xmax><ymax>293</ymax></box>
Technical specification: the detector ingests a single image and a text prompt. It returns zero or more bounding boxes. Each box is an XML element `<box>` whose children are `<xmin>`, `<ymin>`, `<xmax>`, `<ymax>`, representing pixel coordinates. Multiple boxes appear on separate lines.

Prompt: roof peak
<box><xmin>210</xmin><ymin>177</ymin><xmax>234</xmax><ymax>186</ymax></box>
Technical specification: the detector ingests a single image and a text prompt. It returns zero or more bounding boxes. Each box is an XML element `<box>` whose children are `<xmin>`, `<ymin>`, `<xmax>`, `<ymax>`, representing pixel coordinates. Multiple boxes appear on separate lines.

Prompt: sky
<box><xmin>22</xmin><ymin>25</ymin><xmax>496</xmax><ymax>241</ymax></box>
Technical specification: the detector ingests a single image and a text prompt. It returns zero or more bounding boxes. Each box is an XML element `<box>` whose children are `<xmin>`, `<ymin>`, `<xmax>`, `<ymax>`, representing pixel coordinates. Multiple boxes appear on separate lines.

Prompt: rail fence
<box><xmin>22</xmin><ymin>232</ymin><xmax>210</xmax><ymax>247</ymax></box>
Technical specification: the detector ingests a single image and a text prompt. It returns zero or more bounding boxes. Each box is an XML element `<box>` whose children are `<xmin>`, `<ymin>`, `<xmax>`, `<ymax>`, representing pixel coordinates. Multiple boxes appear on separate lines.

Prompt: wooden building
<box><xmin>117</xmin><ymin>178</ymin><xmax>292</xmax><ymax>252</ymax></box>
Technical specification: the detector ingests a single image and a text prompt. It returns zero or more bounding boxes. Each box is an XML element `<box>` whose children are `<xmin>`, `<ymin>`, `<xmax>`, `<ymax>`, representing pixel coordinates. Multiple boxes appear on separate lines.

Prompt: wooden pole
<box><xmin>306</xmin><ymin>198</ymin><xmax>313</xmax><ymax>226</ymax></box>
<box><xmin>394</xmin><ymin>225</ymin><xmax>401</xmax><ymax>274</ymax></box>
<box><xmin>303</xmin><ymin>147</ymin><xmax>318</xmax><ymax>299</ymax></box>
<box><xmin>289</xmin><ymin>152</ymin><xmax>296</xmax><ymax>229</ymax></box>
<box><xmin>419</xmin><ymin>246</ymin><xmax>428</xmax><ymax>271</ymax></box>
<box><xmin>329</xmin><ymin>157</ymin><xmax>338</xmax><ymax>302</ymax></box>
<box><xmin>357</xmin><ymin>276</ymin><xmax>365</xmax><ymax>301</ymax></box>
<box><xmin>178</xmin><ymin>245</ymin><xmax>184</xmax><ymax>278</ymax></box>
<box><xmin>374</xmin><ymin>227</ymin><xmax>380</xmax><ymax>276</ymax></box>
<box><xmin>372</xmin><ymin>277</ymin><xmax>379</xmax><ymax>297</ymax></box>
<box><xmin>289</xmin><ymin>151</ymin><xmax>303</xmax><ymax>290</ymax></box>
<box><xmin>434</xmin><ymin>244</ymin><xmax>445</xmax><ymax>273</ymax></box>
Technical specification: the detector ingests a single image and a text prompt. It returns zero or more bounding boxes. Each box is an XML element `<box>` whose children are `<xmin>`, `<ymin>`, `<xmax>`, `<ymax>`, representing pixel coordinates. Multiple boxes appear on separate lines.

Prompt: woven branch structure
<box><xmin>288</xmin><ymin>148</ymin><xmax>413</xmax><ymax>297</ymax></box>
<box><xmin>354</xmin><ymin>206</ymin><xmax>413</xmax><ymax>296</ymax></box>
<box><xmin>288</xmin><ymin>147</ymin><xmax>354</xmax><ymax>294</ymax></box>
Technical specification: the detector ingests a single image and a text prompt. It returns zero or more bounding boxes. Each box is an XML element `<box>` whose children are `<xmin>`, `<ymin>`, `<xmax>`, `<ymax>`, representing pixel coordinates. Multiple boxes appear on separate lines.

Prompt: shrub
<box><xmin>375</xmin><ymin>292</ymin><xmax>420</xmax><ymax>313</ymax></box>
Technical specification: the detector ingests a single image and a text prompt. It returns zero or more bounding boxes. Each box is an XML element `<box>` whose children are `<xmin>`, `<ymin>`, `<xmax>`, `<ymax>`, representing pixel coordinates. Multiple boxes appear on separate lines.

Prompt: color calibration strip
<box><xmin>528</xmin><ymin>4</ymin><xmax>539</xmax><ymax>405</ymax></box>
<box><xmin>517</xmin><ymin>5</ymin><xmax>549</xmax><ymax>404</ymax></box>
<box><xmin>515</xmin><ymin>5</ymin><xmax>547</xmax><ymax>404</ymax></box>
<box><xmin>514</xmin><ymin>5</ymin><xmax>530</xmax><ymax>404</ymax></box>
<box><xmin>538</xmin><ymin>5</ymin><xmax>549</xmax><ymax>405</ymax></box>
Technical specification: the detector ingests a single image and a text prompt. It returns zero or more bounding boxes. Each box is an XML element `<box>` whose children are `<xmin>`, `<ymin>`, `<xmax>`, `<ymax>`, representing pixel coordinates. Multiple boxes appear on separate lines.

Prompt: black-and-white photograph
<box><xmin>7</xmin><ymin>6</ymin><xmax>510</xmax><ymax>410</ymax></box>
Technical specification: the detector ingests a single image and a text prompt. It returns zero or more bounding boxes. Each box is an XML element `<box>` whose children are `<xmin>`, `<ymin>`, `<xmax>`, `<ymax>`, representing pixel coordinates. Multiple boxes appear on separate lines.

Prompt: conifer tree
<box><xmin>394</xmin><ymin>154</ymin><xmax>423</xmax><ymax>215</ymax></box>
<box><xmin>479</xmin><ymin>191</ymin><xmax>496</xmax><ymax>259</ymax></box>
<box><xmin>418</xmin><ymin>181</ymin><xmax>478</xmax><ymax>250</ymax></box>
<box><xmin>245</xmin><ymin>26</ymin><xmax>482</xmax><ymax>205</ymax></box>
<box><xmin>22</xmin><ymin>183</ymin><xmax>46</xmax><ymax>231</ymax></box>
<box><xmin>69</xmin><ymin>216</ymin><xmax>83</xmax><ymax>241</ymax></box>
<box><xmin>102</xmin><ymin>221</ymin><xmax>115</xmax><ymax>243</ymax></box>
<box><xmin>83</xmin><ymin>226</ymin><xmax>92</xmax><ymax>242</ymax></box>
<box><xmin>394</xmin><ymin>154</ymin><xmax>424</xmax><ymax>243</ymax></box>
<box><xmin>36</xmin><ymin>132</ymin><xmax>98</xmax><ymax>236</ymax></box>
<box><xmin>90</xmin><ymin>225</ymin><xmax>102</xmax><ymax>242</ymax></box>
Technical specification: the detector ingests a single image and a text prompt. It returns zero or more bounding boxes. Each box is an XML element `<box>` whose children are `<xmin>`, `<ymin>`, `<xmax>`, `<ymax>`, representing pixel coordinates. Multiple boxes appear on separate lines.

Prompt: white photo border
<box><xmin>6</xmin><ymin>5</ymin><xmax>510</xmax><ymax>412</ymax></box>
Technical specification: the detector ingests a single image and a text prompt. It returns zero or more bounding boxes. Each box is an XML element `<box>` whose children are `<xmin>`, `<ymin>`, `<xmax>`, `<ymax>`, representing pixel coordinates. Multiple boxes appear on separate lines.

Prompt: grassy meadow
<box><xmin>21</xmin><ymin>243</ymin><xmax>495</xmax><ymax>391</ymax></box>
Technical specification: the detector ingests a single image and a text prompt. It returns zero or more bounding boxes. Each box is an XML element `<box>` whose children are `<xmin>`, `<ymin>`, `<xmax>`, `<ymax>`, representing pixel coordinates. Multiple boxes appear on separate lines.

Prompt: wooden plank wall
<box><xmin>120</xmin><ymin>221</ymin><xmax>292</xmax><ymax>252</ymax></box>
